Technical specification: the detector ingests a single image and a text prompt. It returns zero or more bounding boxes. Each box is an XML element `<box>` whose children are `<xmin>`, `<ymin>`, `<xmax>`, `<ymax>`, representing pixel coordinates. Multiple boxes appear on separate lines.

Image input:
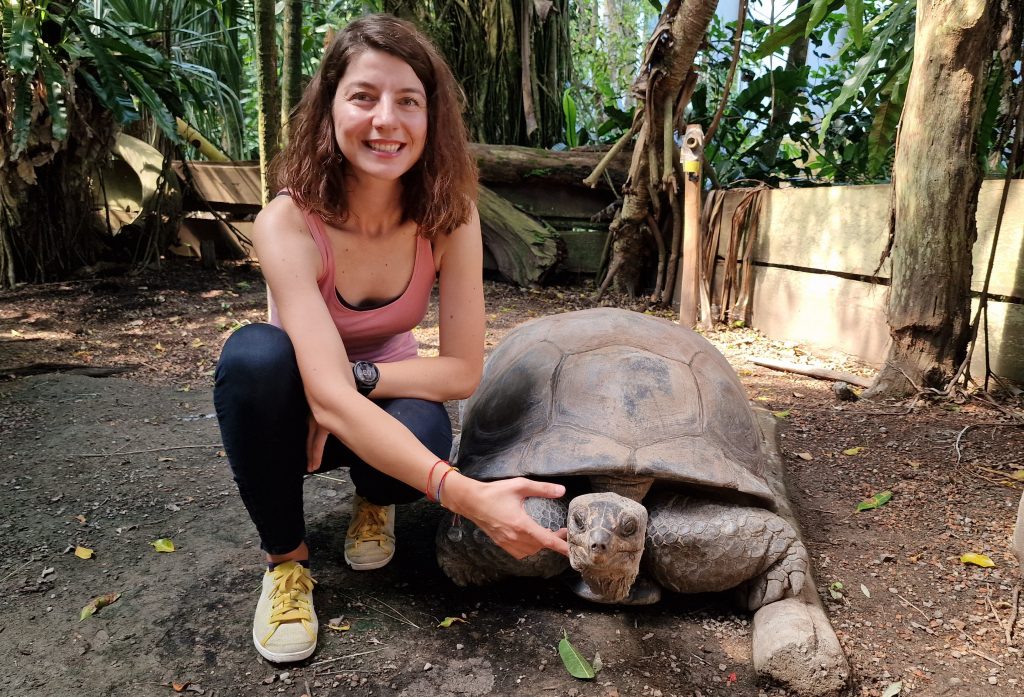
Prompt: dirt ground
<box><xmin>1</xmin><ymin>258</ymin><xmax>1023</xmax><ymax>697</ymax></box>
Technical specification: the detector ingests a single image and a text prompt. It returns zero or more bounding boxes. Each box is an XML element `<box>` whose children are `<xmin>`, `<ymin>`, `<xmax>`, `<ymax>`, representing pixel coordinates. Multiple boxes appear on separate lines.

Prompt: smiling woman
<box><xmin>212</xmin><ymin>14</ymin><xmax>570</xmax><ymax>666</ymax></box>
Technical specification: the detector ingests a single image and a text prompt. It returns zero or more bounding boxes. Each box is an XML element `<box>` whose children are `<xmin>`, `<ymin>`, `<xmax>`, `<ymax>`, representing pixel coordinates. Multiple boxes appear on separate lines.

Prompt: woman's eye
<box><xmin>351</xmin><ymin>92</ymin><xmax>374</xmax><ymax>102</ymax></box>
<box><xmin>400</xmin><ymin>97</ymin><xmax>424</xmax><ymax>108</ymax></box>
<box><xmin>620</xmin><ymin>518</ymin><xmax>637</xmax><ymax>536</ymax></box>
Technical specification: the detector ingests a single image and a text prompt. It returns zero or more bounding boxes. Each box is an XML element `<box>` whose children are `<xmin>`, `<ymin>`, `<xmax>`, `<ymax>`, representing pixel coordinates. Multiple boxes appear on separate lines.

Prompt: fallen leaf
<box><xmin>754</xmin><ymin>396</ymin><xmax>771</xmax><ymax>402</ymax></box>
<box><xmin>856</xmin><ymin>491</ymin><xmax>893</xmax><ymax>512</ymax></box>
<box><xmin>558</xmin><ymin>630</ymin><xmax>595</xmax><ymax>680</ymax></box>
<box><xmin>323</xmin><ymin>622</ymin><xmax>350</xmax><ymax>632</ymax></box>
<box><xmin>881</xmin><ymin>682</ymin><xmax>902</xmax><ymax>697</ymax></box>
<box><xmin>1012</xmin><ymin>470</ymin><xmax>1024</xmax><ymax>481</ymax></box>
<box><xmin>154</xmin><ymin>342</ymin><xmax>166</xmax><ymax>352</ymax></box>
<box><xmin>74</xmin><ymin>546</ymin><xmax>94</xmax><ymax>560</ymax></box>
<box><xmin>861</xmin><ymin>584</ymin><xmax>871</xmax><ymax>598</ymax></box>
<box><xmin>591</xmin><ymin>652</ymin><xmax>603</xmax><ymax>674</ymax></box>
<box><xmin>10</xmin><ymin>329</ymin><xmax>23</xmax><ymax>337</ymax></box>
<box><xmin>74</xmin><ymin>514</ymin><xmax>87</xmax><ymax>525</ymax></box>
<box><xmin>437</xmin><ymin>617</ymin><xmax>467</xmax><ymax>628</ymax></box>
<box><xmin>792</xmin><ymin>392</ymin><xmax>805</xmax><ymax>398</ymax></box>
<box><xmin>772</xmin><ymin>410</ymin><xmax>791</xmax><ymax>419</ymax></box>
<box><xmin>191</xmin><ymin>338</ymin><xmax>204</xmax><ymax>348</ymax></box>
<box><xmin>796</xmin><ymin>452</ymin><xmax>813</xmax><ymax>461</ymax></box>
<box><xmin>171</xmin><ymin>682</ymin><xmax>188</xmax><ymax>693</ymax></box>
<box><xmin>185</xmin><ymin>686</ymin><xmax>204</xmax><ymax>695</ymax></box>
<box><xmin>80</xmin><ymin>592</ymin><xmax>120</xmax><ymax>620</ymax></box>
<box><xmin>828</xmin><ymin>581</ymin><xmax>844</xmax><ymax>600</ymax></box>
<box><xmin>150</xmin><ymin>538</ymin><xmax>175</xmax><ymax>553</ymax></box>
<box><xmin>159</xmin><ymin>457</ymin><xmax>175</xmax><ymax>463</ymax></box>
<box><xmin>960</xmin><ymin>553</ymin><xmax>995</xmax><ymax>568</ymax></box>
<box><xmin>843</xmin><ymin>446</ymin><xmax>864</xmax><ymax>456</ymax></box>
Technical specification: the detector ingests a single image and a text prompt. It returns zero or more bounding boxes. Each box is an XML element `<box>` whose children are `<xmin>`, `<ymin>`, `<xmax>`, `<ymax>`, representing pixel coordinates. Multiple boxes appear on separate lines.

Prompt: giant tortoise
<box><xmin>437</xmin><ymin>308</ymin><xmax>849</xmax><ymax>694</ymax></box>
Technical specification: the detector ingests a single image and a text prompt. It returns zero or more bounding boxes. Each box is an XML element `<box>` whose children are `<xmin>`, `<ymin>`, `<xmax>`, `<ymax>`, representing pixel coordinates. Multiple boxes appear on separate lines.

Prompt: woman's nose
<box><xmin>372</xmin><ymin>100</ymin><xmax>397</xmax><ymax>129</ymax></box>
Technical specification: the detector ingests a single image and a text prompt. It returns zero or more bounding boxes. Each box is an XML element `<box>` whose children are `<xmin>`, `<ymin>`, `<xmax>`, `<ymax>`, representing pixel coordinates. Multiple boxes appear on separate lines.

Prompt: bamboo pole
<box><xmin>677</xmin><ymin>124</ymin><xmax>704</xmax><ymax>327</ymax></box>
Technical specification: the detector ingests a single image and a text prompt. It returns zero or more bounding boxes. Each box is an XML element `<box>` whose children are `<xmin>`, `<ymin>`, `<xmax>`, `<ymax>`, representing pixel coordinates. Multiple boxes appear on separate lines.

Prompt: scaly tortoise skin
<box><xmin>436</xmin><ymin>307</ymin><xmax>807</xmax><ymax>609</ymax></box>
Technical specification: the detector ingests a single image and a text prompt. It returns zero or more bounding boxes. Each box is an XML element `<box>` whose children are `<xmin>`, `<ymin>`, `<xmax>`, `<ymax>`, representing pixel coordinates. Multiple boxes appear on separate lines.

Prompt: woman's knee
<box><xmin>382</xmin><ymin>399</ymin><xmax>452</xmax><ymax>457</ymax></box>
<box><xmin>215</xmin><ymin>324</ymin><xmax>302</xmax><ymax>400</ymax></box>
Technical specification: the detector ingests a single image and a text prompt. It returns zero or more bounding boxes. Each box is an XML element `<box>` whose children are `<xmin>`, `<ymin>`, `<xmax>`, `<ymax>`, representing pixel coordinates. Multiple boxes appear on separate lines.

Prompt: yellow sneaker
<box><xmin>252</xmin><ymin>561</ymin><xmax>317</xmax><ymax>662</ymax></box>
<box><xmin>344</xmin><ymin>494</ymin><xmax>396</xmax><ymax>571</ymax></box>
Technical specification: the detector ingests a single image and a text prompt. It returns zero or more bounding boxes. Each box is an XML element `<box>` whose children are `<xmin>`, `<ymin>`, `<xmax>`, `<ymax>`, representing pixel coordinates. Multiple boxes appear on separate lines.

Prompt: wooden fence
<box><xmin>704</xmin><ymin>180</ymin><xmax>1024</xmax><ymax>382</ymax></box>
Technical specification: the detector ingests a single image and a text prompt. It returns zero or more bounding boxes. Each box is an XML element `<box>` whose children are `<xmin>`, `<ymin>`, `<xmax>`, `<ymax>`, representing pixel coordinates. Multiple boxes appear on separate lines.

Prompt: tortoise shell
<box><xmin>456</xmin><ymin>308</ymin><xmax>775</xmax><ymax>507</ymax></box>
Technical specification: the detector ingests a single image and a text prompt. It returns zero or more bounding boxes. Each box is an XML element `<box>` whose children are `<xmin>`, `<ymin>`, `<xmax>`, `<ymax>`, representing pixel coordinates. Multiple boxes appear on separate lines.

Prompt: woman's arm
<box><xmin>256</xmin><ymin>199</ymin><xmax>567</xmax><ymax>560</ymax></box>
<box><xmin>364</xmin><ymin>205</ymin><xmax>485</xmax><ymax>402</ymax></box>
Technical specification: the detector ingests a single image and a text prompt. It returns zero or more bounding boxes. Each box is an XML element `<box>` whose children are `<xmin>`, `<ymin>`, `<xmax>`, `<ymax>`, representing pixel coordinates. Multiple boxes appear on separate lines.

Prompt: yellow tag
<box><xmin>682</xmin><ymin>160</ymin><xmax>700</xmax><ymax>173</ymax></box>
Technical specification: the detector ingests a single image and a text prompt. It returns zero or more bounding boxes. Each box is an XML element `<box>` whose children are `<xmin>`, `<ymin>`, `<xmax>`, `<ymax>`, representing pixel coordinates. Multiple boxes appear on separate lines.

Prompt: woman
<box><xmin>214</xmin><ymin>14</ymin><xmax>568</xmax><ymax>664</ymax></box>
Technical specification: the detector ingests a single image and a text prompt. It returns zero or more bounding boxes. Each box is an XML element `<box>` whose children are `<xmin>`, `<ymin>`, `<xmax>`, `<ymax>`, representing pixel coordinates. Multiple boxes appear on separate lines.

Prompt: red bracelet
<box><xmin>425</xmin><ymin>459</ymin><xmax>448</xmax><ymax>502</ymax></box>
<box><xmin>436</xmin><ymin>466</ymin><xmax>459</xmax><ymax>507</ymax></box>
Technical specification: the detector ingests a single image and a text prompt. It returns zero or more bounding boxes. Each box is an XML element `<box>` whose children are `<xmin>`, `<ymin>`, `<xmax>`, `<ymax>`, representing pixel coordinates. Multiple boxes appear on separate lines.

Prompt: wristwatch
<box><xmin>352</xmin><ymin>360</ymin><xmax>380</xmax><ymax>397</ymax></box>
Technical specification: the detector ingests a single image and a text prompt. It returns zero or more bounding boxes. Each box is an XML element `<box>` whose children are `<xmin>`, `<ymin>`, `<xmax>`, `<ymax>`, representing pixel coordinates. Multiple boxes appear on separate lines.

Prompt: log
<box><xmin>750</xmin><ymin>357</ymin><xmax>874</xmax><ymax>389</ymax></box>
<box><xmin>477</xmin><ymin>185</ymin><xmax>563</xmax><ymax>287</ymax></box>
<box><xmin>470</xmin><ymin>143</ymin><xmax>630</xmax><ymax>190</ymax></box>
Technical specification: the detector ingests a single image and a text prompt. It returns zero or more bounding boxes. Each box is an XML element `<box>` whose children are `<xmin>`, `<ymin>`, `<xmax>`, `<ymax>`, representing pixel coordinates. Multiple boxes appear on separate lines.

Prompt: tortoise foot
<box><xmin>752</xmin><ymin>598</ymin><xmax>850</xmax><ymax>697</ymax></box>
<box><xmin>568</xmin><ymin>574</ymin><xmax>661</xmax><ymax>605</ymax></box>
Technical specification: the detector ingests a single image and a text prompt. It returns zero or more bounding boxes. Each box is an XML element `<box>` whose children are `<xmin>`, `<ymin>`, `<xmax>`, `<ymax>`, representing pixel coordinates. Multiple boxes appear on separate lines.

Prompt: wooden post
<box><xmin>678</xmin><ymin>125</ymin><xmax>704</xmax><ymax>327</ymax></box>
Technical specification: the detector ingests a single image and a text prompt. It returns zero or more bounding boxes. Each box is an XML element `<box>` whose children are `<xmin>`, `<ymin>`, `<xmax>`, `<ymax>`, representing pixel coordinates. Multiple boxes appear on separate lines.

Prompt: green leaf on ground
<box><xmin>150</xmin><ymin>538</ymin><xmax>175</xmax><ymax>553</ymax></box>
<box><xmin>80</xmin><ymin>592</ymin><xmax>120</xmax><ymax>621</ymax></box>
<box><xmin>437</xmin><ymin>617</ymin><xmax>467</xmax><ymax>628</ymax></box>
<box><xmin>558</xmin><ymin>630</ymin><xmax>596</xmax><ymax>680</ymax></box>
<box><xmin>828</xmin><ymin>581</ymin><xmax>844</xmax><ymax>600</ymax></box>
<box><xmin>856</xmin><ymin>491</ymin><xmax>892</xmax><ymax>512</ymax></box>
<box><xmin>843</xmin><ymin>446</ymin><xmax>864</xmax><ymax>456</ymax></box>
<box><xmin>772</xmin><ymin>410</ymin><xmax>791</xmax><ymax>419</ymax></box>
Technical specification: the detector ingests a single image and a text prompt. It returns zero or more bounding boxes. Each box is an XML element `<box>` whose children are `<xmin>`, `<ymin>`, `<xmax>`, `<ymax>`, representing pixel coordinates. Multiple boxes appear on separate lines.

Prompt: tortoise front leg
<box><xmin>436</xmin><ymin>495</ymin><xmax>571</xmax><ymax>587</ymax></box>
<box><xmin>642</xmin><ymin>492</ymin><xmax>807</xmax><ymax>610</ymax></box>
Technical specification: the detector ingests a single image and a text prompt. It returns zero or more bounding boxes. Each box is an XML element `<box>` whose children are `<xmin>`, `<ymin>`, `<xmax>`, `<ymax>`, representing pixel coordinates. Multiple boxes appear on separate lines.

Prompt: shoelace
<box><xmin>349</xmin><ymin>503</ymin><xmax>390</xmax><ymax>543</ymax></box>
<box><xmin>262</xmin><ymin>563</ymin><xmax>315</xmax><ymax>644</ymax></box>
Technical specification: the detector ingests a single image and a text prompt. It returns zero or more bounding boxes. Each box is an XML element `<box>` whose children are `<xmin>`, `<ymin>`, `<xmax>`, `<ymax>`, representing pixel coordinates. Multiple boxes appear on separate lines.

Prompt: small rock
<box><xmin>989</xmin><ymin>677</ymin><xmax>998</xmax><ymax>685</ymax></box>
<box><xmin>423</xmin><ymin>663</ymin><xmax>432</xmax><ymax>671</ymax></box>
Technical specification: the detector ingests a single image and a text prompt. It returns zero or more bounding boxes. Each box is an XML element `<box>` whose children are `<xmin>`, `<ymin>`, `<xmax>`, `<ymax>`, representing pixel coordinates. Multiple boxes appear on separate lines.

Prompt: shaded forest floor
<box><xmin>1</xmin><ymin>258</ymin><xmax>1023</xmax><ymax>697</ymax></box>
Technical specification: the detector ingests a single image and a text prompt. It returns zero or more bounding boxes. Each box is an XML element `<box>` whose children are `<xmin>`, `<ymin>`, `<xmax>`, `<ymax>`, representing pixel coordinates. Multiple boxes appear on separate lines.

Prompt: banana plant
<box><xmin>2</xmin><ymin>0</ymin><xmax>191</xmax><ymax>159</ymax></box>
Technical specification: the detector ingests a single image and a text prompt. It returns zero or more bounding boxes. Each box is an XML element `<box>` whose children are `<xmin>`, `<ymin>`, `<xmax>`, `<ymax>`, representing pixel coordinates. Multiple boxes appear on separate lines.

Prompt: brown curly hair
<box><xmin>270</xmin><ymin>14</ymin><xmax>478</xmax><ymax>239</ymax></box>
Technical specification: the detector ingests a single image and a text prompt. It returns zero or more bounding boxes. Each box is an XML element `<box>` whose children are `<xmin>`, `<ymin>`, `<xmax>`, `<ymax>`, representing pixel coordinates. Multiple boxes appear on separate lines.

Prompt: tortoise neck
<box><xmin>588</xmin><ymin>476</ymin><xmax>654</xmax><ymax>502</ymax></box>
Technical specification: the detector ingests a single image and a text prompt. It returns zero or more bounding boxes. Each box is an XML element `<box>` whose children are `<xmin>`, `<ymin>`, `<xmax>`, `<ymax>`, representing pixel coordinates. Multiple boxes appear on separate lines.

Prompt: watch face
<box><xmin>354</xmin><ymin>361</ymin><xmax>378</xmax><ymax>384</ymax></box>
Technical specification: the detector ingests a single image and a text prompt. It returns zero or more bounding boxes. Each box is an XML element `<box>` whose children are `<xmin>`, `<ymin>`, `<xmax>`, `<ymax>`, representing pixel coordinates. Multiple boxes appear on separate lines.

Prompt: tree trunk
<box><xmin>253</xmin><ymin>0</ymin><xmax>280</xmax><ymax>205</ymax></box>
<box><xmin>281</xmin><ymin>0</ymin><xmax>303</xmax><ymax>145</ymax></box>
<box><xmin>867</xmin><ymin>0</ymin><xmax>1001</xmax><ymax>398</ymax></box>
<box><xmin>603</xmin><ymin>0</ymin><xmax>719</xmax><ymax>296</ymax></box>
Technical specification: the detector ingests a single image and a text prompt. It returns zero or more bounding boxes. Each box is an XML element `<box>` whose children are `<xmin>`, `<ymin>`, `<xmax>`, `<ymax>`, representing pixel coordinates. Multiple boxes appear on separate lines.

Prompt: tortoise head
<box><xmin>567</xmin><ymin>493</ymin><xmax>647</xmax><ymax>603</ymax></box>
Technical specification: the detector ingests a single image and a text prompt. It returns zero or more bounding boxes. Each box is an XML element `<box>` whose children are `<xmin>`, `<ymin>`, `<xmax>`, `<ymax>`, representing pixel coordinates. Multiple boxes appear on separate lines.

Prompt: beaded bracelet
<box><xmin>436</xmin><ymin>466</ymin><xmax>459</xmax><ymax>507</ymax></box>
<box><xmin>424</xmin><ymin>459</ymin><xmax>448</xmax><ymax>502</ymax></box>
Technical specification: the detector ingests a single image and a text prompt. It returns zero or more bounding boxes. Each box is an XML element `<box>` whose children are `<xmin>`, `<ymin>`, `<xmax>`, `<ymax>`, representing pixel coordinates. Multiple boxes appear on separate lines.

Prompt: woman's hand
<box><xmin>446</xmin><ymin>475</ymin><xmax>569</xmax><ymax>559</ymax></box>
<box><xmin>306</xmin><ymin>413</ymin><xmax>330</xmax><ymax>473</ymax></box>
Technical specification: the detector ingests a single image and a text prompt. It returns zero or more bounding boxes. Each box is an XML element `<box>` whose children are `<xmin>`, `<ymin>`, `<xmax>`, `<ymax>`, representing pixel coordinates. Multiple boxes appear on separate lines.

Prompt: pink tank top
<box><xmin>269</xmin><ymin>209</ymin><xmax>436</xmax><ymax>363</ymax></box>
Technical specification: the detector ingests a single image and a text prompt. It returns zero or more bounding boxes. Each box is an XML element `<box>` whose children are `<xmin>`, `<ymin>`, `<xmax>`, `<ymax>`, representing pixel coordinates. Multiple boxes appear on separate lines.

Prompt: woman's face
<box><xmin>331</xmin><ymin>49</ymin><xmax>428</xmax><ymax>185</ymax></box>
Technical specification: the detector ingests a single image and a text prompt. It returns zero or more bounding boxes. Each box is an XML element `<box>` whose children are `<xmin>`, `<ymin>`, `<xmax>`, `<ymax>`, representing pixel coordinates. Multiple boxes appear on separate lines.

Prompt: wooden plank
<box><xmin>487</xmin><ymin>182</ymin><xmax>613</xmax><ymax>221</ymax></box>
<box><xmin>559</xmin><ymin>229</ymin><xmax>606</xmax><ymax>274</ymax></box>
<box><xmin>743</xmin><ymin>264</ymin><xmax>892</xmax><ymax>366</ymax></box>
<box><xmin>720</xmin><ymin>261</ymin><xmax>1024</xmax><ymax>383</ymax></box>
<box><xmin>968</xmin><ymin>298</ymin><xmax>1024</xmax><ymax>381</ymax></box>
<box><xmin>172</xmin><ymin>161</ymin><xmax>262</xmax><ymax>207</ymax></box>
<box><xmin>714</xmin><ymin>180</ymin><xmax>1024</xmax><ymax>298</ymax></box>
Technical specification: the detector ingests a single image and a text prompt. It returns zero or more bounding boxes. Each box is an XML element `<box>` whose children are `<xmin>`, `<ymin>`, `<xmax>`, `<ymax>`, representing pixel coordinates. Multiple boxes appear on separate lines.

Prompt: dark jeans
<box><xmin>214</xmin><ymin>323</ymin><xmax>452</xmax><ymax>554</ymax></box>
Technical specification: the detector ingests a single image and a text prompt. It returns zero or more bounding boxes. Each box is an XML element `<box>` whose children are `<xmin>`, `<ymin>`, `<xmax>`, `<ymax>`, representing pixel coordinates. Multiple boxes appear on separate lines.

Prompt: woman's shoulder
<box><xmin>252</xmin><ymin>195</ymin><xmax>315</xmax><ymax>251</ymax></box>
<box><xmin>431</xmin><ymin>199</ymin><xmax>480</xmax><ymax>266</ymax></box>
